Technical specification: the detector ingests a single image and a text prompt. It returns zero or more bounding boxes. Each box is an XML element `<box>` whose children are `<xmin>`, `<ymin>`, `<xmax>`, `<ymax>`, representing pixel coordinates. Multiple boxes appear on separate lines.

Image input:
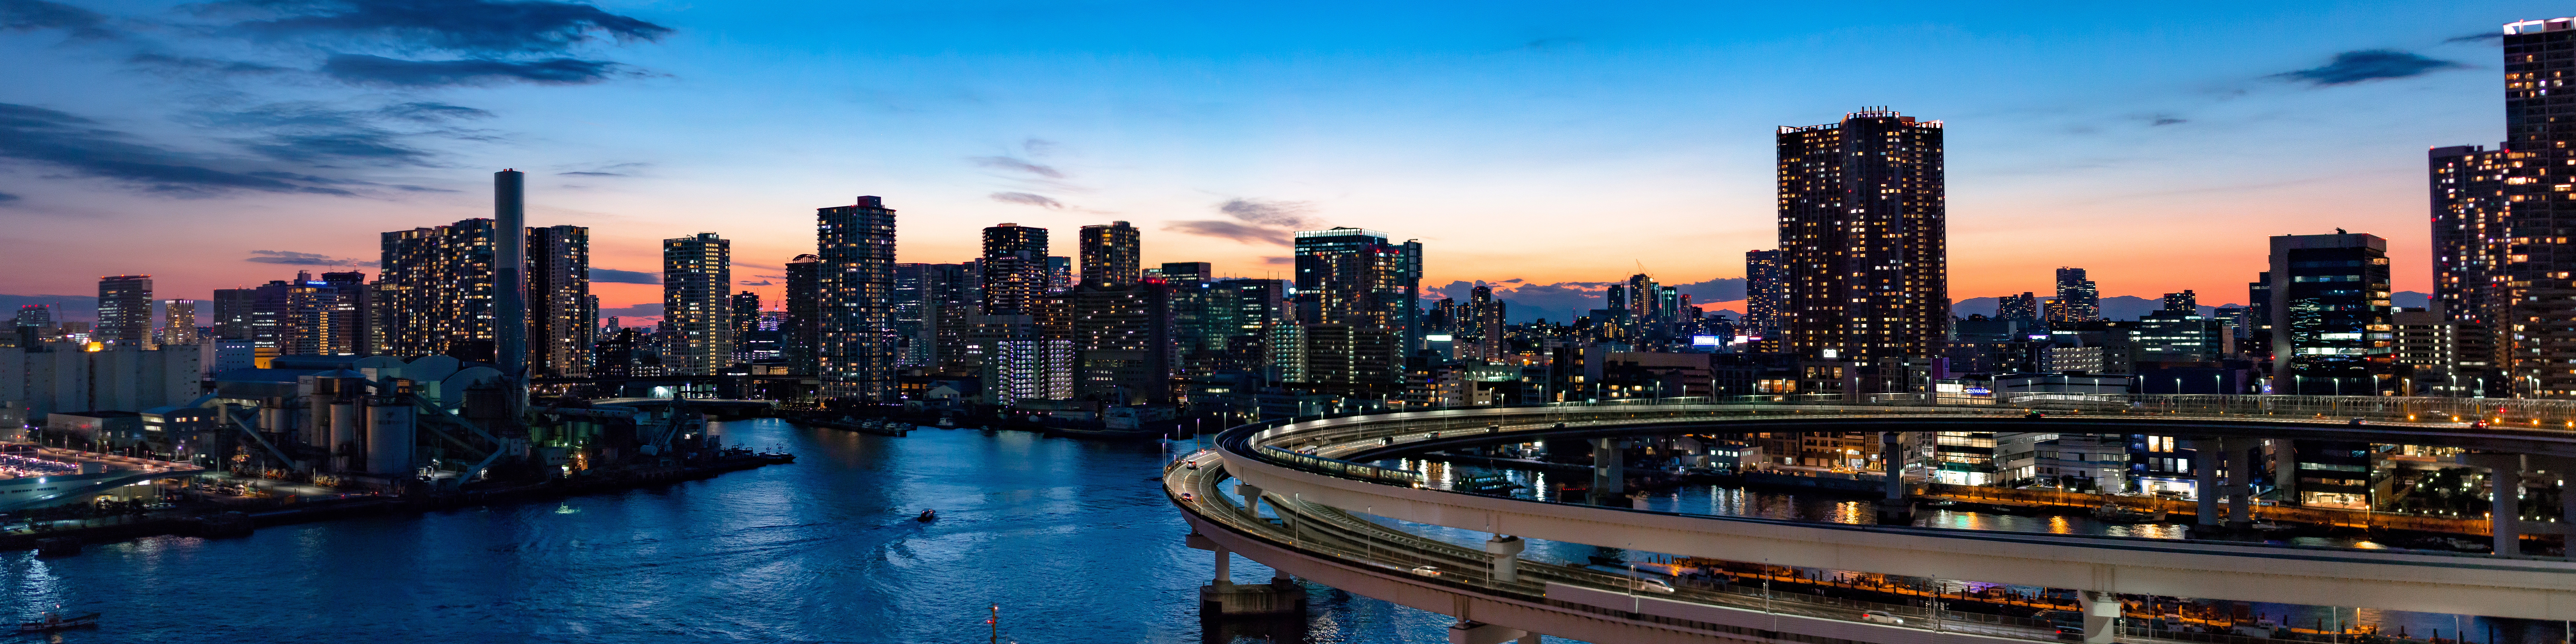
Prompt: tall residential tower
<box><xmin>1775</xmin><ymin>107</ymin><xmax>1948</xmax><ymax>364</ymax></box>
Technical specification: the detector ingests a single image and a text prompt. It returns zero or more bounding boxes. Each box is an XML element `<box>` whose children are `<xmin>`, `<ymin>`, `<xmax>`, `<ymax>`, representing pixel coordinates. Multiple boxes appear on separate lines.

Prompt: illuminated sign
<box><xmin>1691</xmin><ymin>335</ymin><xmax>1720</xmax><ymax>346</ymax></box>
<box><xmin>1425</xmin><ymin>335</ymin><xmax>1454</xmax><ymax>342</ymax></box>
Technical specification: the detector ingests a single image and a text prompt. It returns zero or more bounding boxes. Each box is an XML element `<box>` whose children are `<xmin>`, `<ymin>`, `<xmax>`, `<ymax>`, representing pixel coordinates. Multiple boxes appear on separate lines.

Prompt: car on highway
<box><xmin>1178</xmin><ymin>492</ymin><xmax>1195</xmax><ymax>502</ymax></box>
<box><xmin>1624</xmin><ymin>578</ymin><xmax>1676</xmax><ymax>594</ymax></box>
<box><xmin>2041</xmin><ymin>610</ymin><xmax>2084</xmax><ymax>640</ymax></box>
<box><xmin>1860</xmin><ymin>611</ymin><xmax>1904</xmax><ymax>625</ymax></box>
<box><xmin>1409</xmin><ymin>565</ymin><xmax>1443</xmax><ymax>577</ymax></box>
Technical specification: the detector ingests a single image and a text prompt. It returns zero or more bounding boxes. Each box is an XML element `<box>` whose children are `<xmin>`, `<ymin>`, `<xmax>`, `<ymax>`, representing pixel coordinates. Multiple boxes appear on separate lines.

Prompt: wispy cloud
<box><xmin>218</xmin><ymin>0</ymin><xmax>673</xmax><ymax>54</ymax></box>
<box><xmin>970</xmin><ymin>155</ymin><xmax>1063</xmax><ymax>179</ymax></box>
<box><xmin>2273</xmin><ymin>49</ymin><xmax>2463</xmax><ymax>86</ymax></box>
<box><xmin>592</xmin><ymin>268</ymin><xmax>658</xmax><ymax>284</ymax></box>
<box><xmin>989</xmin><ymin>191</ymin><xmax>1062</xmax><ymax>209</ymax></box>
<box><xmin>738</xmin><ymin>279</ymin><xmax>773</xmax><ymax>286</ymax></box>
<box><xmin>1</xmin><ymin>0</ymin><xmax>114</xmax><ymax>39</ymax></box>
<box><xmin>247</xmin><ymin>250</ymin><xmax>375</xmax><ymax>266</ymax></box>
<box><xmin>321</xmin><ymin>54</ymin><xmax>626</xmax><ymax>86</ymax></box>
<box><xmin>1166</xmin><ymin>198</ymin><xmax>1324</xmax><ymax>245</ymax></box>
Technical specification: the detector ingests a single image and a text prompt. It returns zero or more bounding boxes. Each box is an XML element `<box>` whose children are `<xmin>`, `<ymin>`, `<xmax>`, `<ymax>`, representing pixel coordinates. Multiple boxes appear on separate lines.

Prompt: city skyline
<box><xmin>0</xmin><ymin>1</ymin><xmax>2542</xmax><ymax>319</ymax></box>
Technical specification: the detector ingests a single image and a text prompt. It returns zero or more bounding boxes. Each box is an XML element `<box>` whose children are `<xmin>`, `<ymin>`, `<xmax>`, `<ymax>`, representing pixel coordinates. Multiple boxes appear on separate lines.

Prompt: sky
<box><xmin>0</xmin><ymin>0</ymin><xmax>2548</xmax><ymax>324</ymax></box>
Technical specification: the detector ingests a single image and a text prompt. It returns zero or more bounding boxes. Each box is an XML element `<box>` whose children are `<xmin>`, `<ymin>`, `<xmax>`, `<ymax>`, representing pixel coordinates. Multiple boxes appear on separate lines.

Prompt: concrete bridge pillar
<box><xmin>2081</xmin><ymin>590</ymin><xmax>2121</xmax><ymax>644</ymax></box>
<box><xmin>1213</xmin><ymin>546</ymin><xmax>1233</xmax><ymax>587</ymax></box>
<box><xmin>1449</xmin><ymin>620</ymin><xmax>1529</xmax><ymax>644</ymax></box>
<box><xmin>1486</xmin><ymin>535</ymin><xmax>1524</xmax><ymax>583</ymax></box>
<box><xmin>2460</xmin><ymin>453</ymin><xmax>2525</xmax><ymax>555</ymax></box>
<box><xmin>2224</xmin><ymin>439</ymin><xmax>2254</xmax><ymax>531</ymax></box>
<box><xmin>2190</xmin><ymin>437</ymin><xmax>2221</xmax><ymax>536</ymax></box>
<box><xmin>1236</xmin><ymin>483</ymin><xmax>1264</xmax><ymax>519</ymax></box>
<box><xmin>1876</xmin><ymin>431</ymin><xmax>1913</xmax><ymax>525</ymax></box>
<box><xmin>1590</xmin><ymin>437</ymin><xmax>1625</xmax><ymax>505</ymax></box>
<box><xmin>2554</xmin><ymin>459</ymin><xmax>2576</xmax><ymax>560</ymax></box>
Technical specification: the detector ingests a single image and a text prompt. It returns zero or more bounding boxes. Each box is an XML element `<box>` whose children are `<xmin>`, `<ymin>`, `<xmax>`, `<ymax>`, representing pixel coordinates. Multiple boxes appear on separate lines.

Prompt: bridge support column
<box><xmin>2081</xmin><ymin>590</ymin><xmax>2120</xmax><ymax>644</ymax></box>
<box><xmin>1486</xmin><ymin>535</ymin><xmax>1524</xmax><ymax>583</ymax></box>
<box><xmin>2460</xmin><ymin>453</ymin><xmax>2525</xmax><ymax>555</ymax></box>
<box><xmin>1236</xmin><ymin>483</ymin><xmax>1264</xmax><ymax>519</ymax></box>
<box><xmin>2190</xmin><ymin>438</ymin><xmax>2221</xmax><ymax>538</ymax></box>
<box><xmin>2224</xmin><ymin>439</ymin><xmax>2253</xmax><ymax>531</ymax></box>
<box><xmin>1213</xmin><ymin>545</ymin><xmax>1234</xmax><ymax>587</ymax></box>
<box><xmin>1448</xmin><ymin>620</ymin><xmax>1529</xmax><ymax>644</ymax></box>
<box><xmin>1590</xmin><ymin>438</ymin><xmax>1624</xmax><ymax>505</ymax></box>
<box><xmin>1876</xmin><ymin>431</ymin><xmax>1912</xmax><ymax>525</ymax></box>
<box><xmin>2556</xmin><ymin>461</ymin><xmax>2576</xmax><ymax>561</ymax></box>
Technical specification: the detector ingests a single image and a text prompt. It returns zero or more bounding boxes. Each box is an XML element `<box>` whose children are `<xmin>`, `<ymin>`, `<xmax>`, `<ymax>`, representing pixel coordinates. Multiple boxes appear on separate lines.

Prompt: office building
<box><xmin>1079</xmin><ymin>221</ymin><xmax>1141</xmax><ymax>288</ymax></box>
<box><xmin>526</xmin><ymin>225</ymin><xmax>591</xmax><ymax>377</ymax></box>
<box><xmin>1776</xmin><ymin>107</ymin><xmax>1948</xmax><ymax>364</ymax></box>
<box><xmin>2162</xmin><ymin>290</ymin><xmax>2197</xmax><ymax>313</ymax></box>
<box><xmin>1995</xmin><ymin>292</ymin><xmax>2041</xmax><ymax>327</ymax></box>
<box><xmin>2048</xmin><ymin>268</ymin><xmax>2098</xmax><ymax>325</ymax></box>
<box><xmin>280</xmin><ymin>271</ymin><xmax>369</xmax><ymax>356</ymax></box>
<box><xmin>14</xmin><ymin>304</ymin><xmax>51</xmax><ymax>334</ymax></box>
<box><xmin>1046</xmin><ymin>256</ymin><xmax>1073</xmax><ymax>293</ymax></box>
<box><xmin>817</xmin><ymin>197</ymin><xmax>899</xmax><ymax>403</ymax></box>
<box><xmin>663</xmin><ymin>233</ymin><xmax>732</xmax><ymax>375</ymax></box>
<box><xmin>162</xmin><ymin>300</ymin><xmax>199</xmax><ymax>346</ymax></box>
<box><xmin>2263</xmin><ymin>232</ymin><xmax>2392</xmax><ymax>395</ymax></box>
<box><xmin>2393</xmin><ymin>304</ymin><xmax>2465</xmax><ymax>396</ymax></box>
<box><xmin>785</xmin><ymin>253</ymin><xmax>821</xmax><ymax>374</ymax></box>
<box><xmin>210</xmin><ymin>289</ymin><xmax>253</xmax><ymax>340</ymax></box>
<box><xmin>731</xmin><ymin>291</ymin><xmax>761</xmax><ymax>343</ymax></box>
<box><xmin>97</xmin><ymin>275</ymin><xmax>152</xmax><ymax>346</ymax></box>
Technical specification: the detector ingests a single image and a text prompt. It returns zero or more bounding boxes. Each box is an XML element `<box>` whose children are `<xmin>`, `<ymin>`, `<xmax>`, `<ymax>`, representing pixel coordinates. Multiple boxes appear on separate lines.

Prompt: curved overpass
<box><xmin>1180</xmin><ymin>401</ymin><xmax>2576</xmax><ymax>641</ymax></box>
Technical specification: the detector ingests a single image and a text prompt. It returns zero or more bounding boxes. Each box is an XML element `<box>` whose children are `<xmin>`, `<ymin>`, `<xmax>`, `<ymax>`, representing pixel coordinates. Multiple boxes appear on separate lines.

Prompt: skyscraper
<box><xmin>1743</xmin><ymin>250</ymin><xmax>1786</xmax><ymax>347</ymax></box>
<box><xmin>162</xmin><ymin>299</ymin><xmax>199</xmax><ymax>346</ymax></box>
<box><xmin>817</xmin><ymin>197</ymin><xmax>898</xmax><ymax>403</ymax></box>
<box><xmin>785</xmin><ymin>253</ymin><xmax>821</xmax><ymax>374</ymax></box>
<box><xmin>527</xmin><ymin>225</ymin><xmax>592</xmax><ymax>377</ymax></box>
<box><xmin>2049</xmin><ymin>268</ymin><xmax>2099</xmax><ymax>325</ymax></box>
<box><xmin>2424</xmin><ymin>17</ymin><xmax>2576</xmax><ymax>397</ymax></box>
<box><xmin>1079</xmin><ymin>221</ymin><xmax>1141</xmax><ymax>288</ymax></box>
<box><xmin>1776</xmin><ymin>107</ymin><xmax>1947</xmax><ymax>363</ymax></box>
<box><xmin>96</xmin><ymin>275</ymin><xmax>152</xmax><ymax>346</ymax></box>
<box><xmin>981</xmin><ymin>223</ymin><xmax>1049</xmax><ymax>316</ymax></box>
<box><xmin>1994</xmin><ymin>293</ymin><xmax>2040</xmax><ymax>326</ymax></box>
<box><xmin>663</xmin><ymin>233</ymin><xmax>732</xmax><ymax>376</ymax></box>
<box><xmin>2263</xmin><ymin>231</ymin><xmax>2392</xmax><ymax>395</ymax></box>
<box><xmin>281</xmin><ymin>271</ymin><xmax>369</xmax><ymax>356</ymax></box>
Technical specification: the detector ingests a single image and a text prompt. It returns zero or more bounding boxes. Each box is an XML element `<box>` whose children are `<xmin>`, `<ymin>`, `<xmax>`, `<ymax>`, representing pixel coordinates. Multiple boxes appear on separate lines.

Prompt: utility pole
<box><xmin>989</xmin><ymin>603</ymin><xmax>998</xmax><ymax>644</ymax></box>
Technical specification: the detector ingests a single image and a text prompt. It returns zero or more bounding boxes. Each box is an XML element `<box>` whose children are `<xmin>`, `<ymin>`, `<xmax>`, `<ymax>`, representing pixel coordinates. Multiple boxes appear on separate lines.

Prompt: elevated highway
<box><xmin>1173</xmin><ymin>398</ymin><xmax>2576</xmax><ymax>643</ymax></box>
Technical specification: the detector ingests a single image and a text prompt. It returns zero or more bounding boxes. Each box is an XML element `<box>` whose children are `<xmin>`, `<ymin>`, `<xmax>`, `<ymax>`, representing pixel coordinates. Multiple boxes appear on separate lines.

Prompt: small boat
<box><xmin>16</xmin><ymin>611</ymin><xmax>99</xmax><ymax>633</ymax></box>
<box><xmin>2093</xmin><ymin>504</ymin><xmax>2169</xmax><ymax>523</ymax></box>
<box><xmin>916</xmin><ymin>509</ymin><xmax>937</xmax><ymax>522</ymax></box>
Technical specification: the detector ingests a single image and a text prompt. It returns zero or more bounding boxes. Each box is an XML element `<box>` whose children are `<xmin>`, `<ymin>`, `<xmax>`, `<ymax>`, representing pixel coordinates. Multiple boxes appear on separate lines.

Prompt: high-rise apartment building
<box><xmin>2263</xmin><ymin>232</ymin><xmax>2392</xmax><ymax>395</ymax></box>
<box><xmin>2049</xmin><ymin>268</ymin><xmax>2099</xmax><ymax>325</ymax></box>
<box><xmin>1046</xmin><ymin>256</ymin><xmax>1073</xmax><ymax>293</ymax></box>
<box><xmin>981</xmin><ymin>224</ymin><xmax>1049</xmax><ymax>316</ymax></box>
<box><xmin>1294</xmin><ymin>228</ymin><xmax>1422</xmax><ymax>338</ymax></box>
<box><xmin>731</xmin><ymin>291</ymin><xmax>761</xmax><ymax>343</ymax></box>
<box><xmin>785</xmin><ymin>253</ymin><xmax>821</xmax><ymax>374</ymax></box>
<box><xmin>2422</xmin><ymin>17</ymin><xmax>2576</xmax><ymax>397</ymax></box>
<box><xmin>96</xmin><ymin>275</ymin><xmax>152</xmax><ymax>346</ymax></box>
<box><xmin>380</xmin><ymin>218</ymin><xmax>499</xmax><ymax>360</ymax></box>
<box><xmin>1074</xmin><ymin>281</ymin><xmax>1173</xmax><ymax>403</ymax></box>
<box><xmin>281</xmin><ymin>271</ymin><xmax>369</xmax><ymax>356</ymax></box>
<box><xmin>817</xmin><ymin>197</ymin><xmax>898</xmax><ymax>403</ymax></box>
<box><xmin>1776</xmin><ymin>107</ymin><xmax>1947</xmax><ymax>363</ymax></box>
<box><xmin>1743</xmin><ymin>250</ymin><xmax>1786</xmax><ymax>347</ymax></box>
<box><xmin>526</xmin><ymin>225</ymin><xmax>591</xmax><ymax>376</ymax></box>
<box><xmin>1079</xmin><ymin>221</ymin><xmax>1141</xmax><ymax>288</ymax></box>
<box><xmin>162</xmin><ymin>300</ymin><xmax>199</xmax><ymax>346</ymax></box>
<box><xmin>663</xmin><ymin>233</ymin><xmax>732</xmax><ymax>376</ymax></box>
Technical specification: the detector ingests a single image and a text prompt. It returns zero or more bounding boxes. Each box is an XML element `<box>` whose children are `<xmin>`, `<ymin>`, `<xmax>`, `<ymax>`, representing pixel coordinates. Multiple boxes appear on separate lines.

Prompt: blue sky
<box><xmin>0</xmin><ymin>0</ymin><xmax>2546</xmax><ymax>320</ymax></box>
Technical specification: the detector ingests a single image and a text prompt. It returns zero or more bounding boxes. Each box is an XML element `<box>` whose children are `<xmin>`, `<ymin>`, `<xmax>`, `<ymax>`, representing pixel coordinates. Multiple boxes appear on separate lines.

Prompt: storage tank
<box><xmin>366</xmin><ymin>402</ymin><xmax>416</xmax><ymax>476</ymax></box>
<box><xmin>330</xmin><ymin>402</ymin><xmax>360</xmax><ymax>471</ymax></box>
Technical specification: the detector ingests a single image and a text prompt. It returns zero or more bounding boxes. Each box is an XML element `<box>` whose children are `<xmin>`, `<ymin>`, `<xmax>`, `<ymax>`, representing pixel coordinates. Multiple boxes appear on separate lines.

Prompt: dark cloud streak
<box><xmin>970</xmin><ymin>156</ymin><xmax>1063</xmax><ymax>179</ymax></box>
<box><xmin>591</xmin><ymin>268</ymin><xmax>659</xmax><ymax>284</ymax></box>
<box><xmin>2274</xmin><ymin>49</ymin><xmax>2463</xmax><ymax>86</ymax></box>
<box><xmin>321</xmin><ymin>54</ymin><xmax>622</xmax><ymax>86</ymax></box>
<box><xmin>1</xmin><ymin>0</ymin><xmax>112</xmax><ymax>38</ymax></box>
<box><xmin>1165</xmin><ymin>220</ymin><xmax>1287</xmax><ymax>245</ymax></box>
<box><xmin>221</xmin><ymin>0</ymin><xmax>671</xmax><ymax>54</ymax></box>
<box><xmin>989</xmin><ymin>191</ymin><xmax>1062</xmax><ymax>209</ymax></box>
<box><xmin>0</xmin><ymin>103</ymin><xmax>354</xmax><ymax>196</ymax></box>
